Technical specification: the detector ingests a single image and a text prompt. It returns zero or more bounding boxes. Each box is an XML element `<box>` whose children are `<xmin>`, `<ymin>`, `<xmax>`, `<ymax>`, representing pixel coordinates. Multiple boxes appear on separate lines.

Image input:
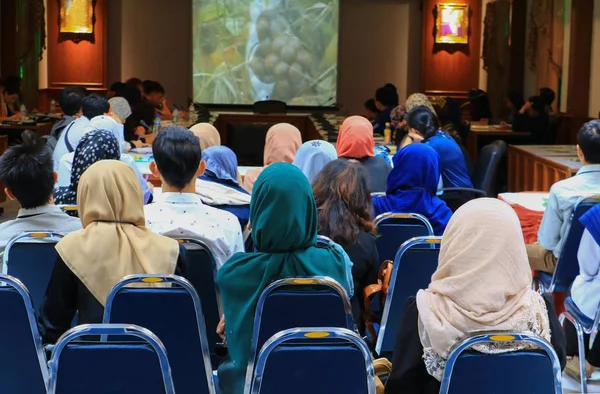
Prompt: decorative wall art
<box><xmin>435</xmin><ymin>3</ymin><xmax>469</xmax><ymax>44</ymax></box>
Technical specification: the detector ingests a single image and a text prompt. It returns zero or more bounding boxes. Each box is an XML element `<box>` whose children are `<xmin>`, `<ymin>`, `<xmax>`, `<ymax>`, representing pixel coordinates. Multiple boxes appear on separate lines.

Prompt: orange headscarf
<box><xmin>243</xmin><ymin>123</ymin><xmax>302</xmax><ymax>193</ymax></box>
<box><xmin>336</xmin><ymin>116</ymin><xmax>374</xmax><ymax>159</ymax></box>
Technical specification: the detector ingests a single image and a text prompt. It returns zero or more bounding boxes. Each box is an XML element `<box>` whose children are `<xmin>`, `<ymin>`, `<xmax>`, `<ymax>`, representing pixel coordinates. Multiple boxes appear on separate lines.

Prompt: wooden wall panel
<box><xmin>45</xmin><ymin>0</ymin><xmax>107</xmax><ymax>91</ymax></box>
<box><xmin>421</xmin><ymin>0</ymin><xmax>482</xmax><ymax>98</ymax></box>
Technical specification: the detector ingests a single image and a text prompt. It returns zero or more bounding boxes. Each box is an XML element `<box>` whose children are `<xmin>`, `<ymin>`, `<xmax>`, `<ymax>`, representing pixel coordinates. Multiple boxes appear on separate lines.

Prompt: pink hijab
<box><xmin>336</xmin><ymin>116</ymin><xmax>375</xmax><ymax>159</ymax></box>
<box><xmin>243</xmin><ymin>123</ymin><xmax>302</xmax><ymax>193</ymax></box>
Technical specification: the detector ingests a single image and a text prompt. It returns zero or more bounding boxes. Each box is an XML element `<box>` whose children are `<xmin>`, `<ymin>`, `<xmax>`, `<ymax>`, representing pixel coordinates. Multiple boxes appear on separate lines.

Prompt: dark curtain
<box><xmin>17</xmin><ymin>0</ymin><xmax>46</xmax><ymax>109</ymax></box>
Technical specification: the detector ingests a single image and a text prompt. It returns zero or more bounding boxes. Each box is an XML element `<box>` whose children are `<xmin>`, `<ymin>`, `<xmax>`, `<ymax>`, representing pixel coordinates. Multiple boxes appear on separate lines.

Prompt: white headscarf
<box><xmin>85</xmin><ymin>115</ymin><xmax>126</xmax><ymax>153</ymax></box>
<box><xmin>416</xmin><ymin>198</ymin><xmax>551</xmax><ymax>380</ymax></box>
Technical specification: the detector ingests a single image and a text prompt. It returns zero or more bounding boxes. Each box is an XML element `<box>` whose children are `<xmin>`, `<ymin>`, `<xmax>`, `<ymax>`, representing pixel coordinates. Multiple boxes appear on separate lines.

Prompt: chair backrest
<box><xmin>440</xmin><ymin>332</ymin><xmax>562</xmax><ymax>394</ymax></box>
<box><xmin>549</xmin><ymin>195</ymin><xmax>600</xmax><ymax>292</ymax></box>
<box><xmin>439</xmin><ymin>188</ymin><xmax>487</xmax><ymax>213</ymax></box>
<box><xmin>251</xmin><ymin>327</ymin><xmax>376</xmax><ymax>394</ymax></box>
<box><xmin>542</xmin><ymin>115</ymin><xmax>562</xmax><ymax>145</ymax></box>
<box><xmin>0</xmin><ymin>274</ymin><xmax>48</xmax><ymax>394</ymax></box>
<box><xmin>173</xmin><ymin>238</ymin><xmax>221</xmax><ymax>368</ymax></box>
<box><xmin>253</xmin><ymin>100</ymin><xmax>287</xmax><ymax>114</ymax></box>
<box><xmin>2</xmin><ymin>231</ymin><xmax>63</xmax><ymax>314</ymax></box>
<box><xmin>471</xmin><ymin>141</ymin><xmax>506</xmax><ymax>196</ymax></box>
<box><xmin>376</xmin><ymin>236</ymin><xmax>441</xmax><ymax>357</ymax></box>
<box><xmin>48</xmin><ymin>324</ymin><xmax>175</xmax><ymax>394</ymax></box>
<box><xmin>373</xmin><ymin>213</ymin><xmax>434</xmax><ymax>262</ymax></box>
<box><xmin>103</xmin><ymin>275</ymin><xmax>216</xmax><ymax>394</ymax></box>
<box><xmin>245</xmin><ymin>277</ymin><xmax>355</xmax><ymax>393</ymax></box>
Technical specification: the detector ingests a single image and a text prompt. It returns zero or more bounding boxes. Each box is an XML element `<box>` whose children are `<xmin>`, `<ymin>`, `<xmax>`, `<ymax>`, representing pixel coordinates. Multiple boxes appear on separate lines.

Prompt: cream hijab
<box><xmin>190</xmin><ymin>123</ymin><xmax>221</xmax><ymax>151</ymax></box>
<box><xmin>56</xmin><ymin>160</ymin><xmax>179</xmax><ymax>306</ymax></box>
<box><xmin>416</xmin><ymin>198</ymin><xmax>550</xmax><ymax>379</ymax></box>
<box><xmin>243</xmin><ymin>123</ymin><xmax>302</xmax><ymax>192</ymax></box>
<box><xmin>405</xmin><ymin>93</ymin><xmax>436</xmax><ymax>113</ymax></box>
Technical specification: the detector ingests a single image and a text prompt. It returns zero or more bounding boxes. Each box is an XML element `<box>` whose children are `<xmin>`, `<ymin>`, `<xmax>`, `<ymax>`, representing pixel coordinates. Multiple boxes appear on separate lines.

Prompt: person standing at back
<box><xmin>527</xmin><ymin>120</ymin><xmax>600</xmax><ymax>273</ymax></box>
<box><xmin>52</xmin><ymin>94</ymin><xmax>110</xmax><ymax>170</ymax></box>
<box><xmin>144</xmin><ymin>126</ymin><xmax>244</xmax><ymax>268</ymax></box>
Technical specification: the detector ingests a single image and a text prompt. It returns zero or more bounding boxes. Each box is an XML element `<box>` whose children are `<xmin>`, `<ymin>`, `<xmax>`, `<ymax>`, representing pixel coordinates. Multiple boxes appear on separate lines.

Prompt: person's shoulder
<box><xmin>203</xmin><ymin>204</ymin><xmax>240</xmax><ymax>227</ymax></box>
<box><xmin>358</xmin><ymin>230</ymin><xmax>377</xmax><ymax>244</ymax></box>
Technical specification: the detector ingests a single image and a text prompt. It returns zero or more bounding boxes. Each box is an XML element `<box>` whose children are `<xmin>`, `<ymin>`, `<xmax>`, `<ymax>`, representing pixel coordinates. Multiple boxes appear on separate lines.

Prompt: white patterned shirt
<box><xmin>144</xmin><ymin>192</ymin><xmax>244</xmax><ymax>268</ymax></box>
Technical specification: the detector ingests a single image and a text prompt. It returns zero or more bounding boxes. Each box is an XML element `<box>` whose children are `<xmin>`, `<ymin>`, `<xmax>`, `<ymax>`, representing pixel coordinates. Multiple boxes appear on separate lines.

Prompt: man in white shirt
<box><xmin>0</xmin><ymin>131</ymin><xmax>81</xmax><ymax>254</ymax></box>
<box><xmin>527</xmin><ymin>120</ymin><xmax>600</xmax><ymax>272</ymax></box>
<box><xmin>144</xmin><ymin>126</ymin><xmax>244</xmax><ymax>268</ymax></box>
<box><xmin>52</xmin><ymin>94</ymin><xmax>111</xmax><ymax>171</ymax></box>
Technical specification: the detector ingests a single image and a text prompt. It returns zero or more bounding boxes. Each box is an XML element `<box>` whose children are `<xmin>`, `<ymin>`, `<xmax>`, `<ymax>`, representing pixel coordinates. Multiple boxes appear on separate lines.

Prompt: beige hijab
<box><xmin>243</xmin><ymin>123</ymin><xmax>302</xmax><ymax>192</ymax></box>
<box><xmin>190</xmin><ymin>123</ymin><xmax>221</xmax><ymax>151</ymax></box>
<box><xmin>416</xmin><ymin>198</ymin><xmax>550</xmax><ymax>379</ymax></box>
<box><xmin>405</xmin><ymin>93</ymin><xmax>436</xmax><ymax>113</ymax></box>
<box><xmin>56</xmin><ymin>160</ymin><xmax>179</xmax><ymax>306</ymax></box>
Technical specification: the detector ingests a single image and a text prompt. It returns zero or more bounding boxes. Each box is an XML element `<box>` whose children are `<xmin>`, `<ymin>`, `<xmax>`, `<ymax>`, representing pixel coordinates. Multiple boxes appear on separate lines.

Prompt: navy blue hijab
<box><xmin>580</xmin><ymin>203</ymin><xmax>600</xmax><ymax>246</ymax></box>
<box><xmin>372</xmin><ymin>143</ymin><xmax>452</xmax><ymax>235</ymax></box>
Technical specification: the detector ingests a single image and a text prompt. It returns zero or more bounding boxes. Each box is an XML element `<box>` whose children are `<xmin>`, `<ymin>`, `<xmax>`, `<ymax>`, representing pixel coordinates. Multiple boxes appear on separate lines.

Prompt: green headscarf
<box><xmin>216</xmin><ymin>163</ymin><xmax>351</xmax><ymax>390</ymax></box>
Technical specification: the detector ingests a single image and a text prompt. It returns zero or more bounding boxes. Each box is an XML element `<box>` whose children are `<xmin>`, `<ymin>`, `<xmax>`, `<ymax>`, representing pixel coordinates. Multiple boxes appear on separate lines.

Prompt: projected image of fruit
<box><xmin>192</xmin><ymin>0</ymin><xmax>339</xmax><ymax>106</ymax></box>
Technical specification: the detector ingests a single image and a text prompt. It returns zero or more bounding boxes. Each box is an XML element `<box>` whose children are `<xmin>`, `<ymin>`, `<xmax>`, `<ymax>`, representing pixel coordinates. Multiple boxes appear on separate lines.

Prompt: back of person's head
<box><xmin>58</xmin><ymin>87</ymin><xmax>84</xmax><ymax>116</ymax></box>
<box><xmin>125</xmin><ymin>77</ymin><xmax>142</xmax><ymax>88</ymax></box>
<box><xmin>81</xmin><ymin>93</ymin><xmax>109</xmax><ymax>119</ymax></box>
<box><xmin>108</xmin><ymin>81</ymin><xmax>126</xmax><ymax>95</ymax></box>
<box><xmin>118</xmin><ymin>84</ymin><xmax>143</xmax><ymax>107</ymax></box>
<box><xmin>152</xmin><ymin>126</ymin><xmax>202</xmax><ymax>189</ymax></box>
<box><xmin>577</xmin><ymin>120</ymin><xmax>600</xmax><ymax>164</ymax></box>
<box><xmin>336</xmin><ymin>116</ymin><xmax>375</xmax><ymax>159</ymax></box>
<box><xmin>407</xmin><ymin>105</ymin><xmax>440</xmax><ymax>140</ymax></box>
<box><xmin>375</xmin><ymin>86</ymin><xmax>397</xmax><ymax>108</ymax></box>
<box><xmin>507</xmin><ymin>91</ymin><xmax>525</xmax><ymax>109</ymax></box>
<box><xmin>0</xmin><ymin>131</ymin><xmax>53</xmax><ymax>209</ymax></box>
<box><xmin>529</xmin><ymin>96</ymin><xmax>546</xmax><ymax>114</ymax></box>
<box><xmin>312</xmin><ymin>159</ymin><xmax>375</xmax><ymax>248</ymax></box>
<box><xmin>142</xmin><ymin>80</ymin><xmax>165</xmax><ymax>95</ymax></box>
<box><xmin>468</xmin><ymin>89</ymin><xmax>492</xmax><ymax>120</ymax></box>
<box><xmin>4</xmin><ymin>76</ymin><xmax>21</xmax><ymax>92</ymax></box>
<box><xmin>539</xmin><ymin>87</ymin><xmax>556</xmax><ymax>107</ymax></box>
<box><xmin>364</xmin><ymin>98</ymin><xmax>378</xmax><ymax>114</ymax></box>
<box><xmin>384</xmin><ymin>83</ymin><xmax>399</xmax><ymax>106</ymax></box>
<box><xmin>3</xmin><ymin>84</ymin><xmax>20</xmax><ymax>101</ymax></box>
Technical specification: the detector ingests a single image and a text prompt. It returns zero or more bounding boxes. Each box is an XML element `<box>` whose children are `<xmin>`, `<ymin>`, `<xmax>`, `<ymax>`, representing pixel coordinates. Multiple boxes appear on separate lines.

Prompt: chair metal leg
<box><xmin>574</xmin><ymin>319</ymin><xmax>589</xmax><ymax>394</ymax></box>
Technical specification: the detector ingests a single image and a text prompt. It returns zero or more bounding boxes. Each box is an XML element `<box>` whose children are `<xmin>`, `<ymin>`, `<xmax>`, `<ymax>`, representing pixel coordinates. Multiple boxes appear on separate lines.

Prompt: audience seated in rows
<box><xmin>293</xmin><ymin>140</ymin><xmax>338</xmax><ymax>183</ymax></box>
<box><xmin>243</xmin><ymin>123</ymin><xmax>302</xmax><ymax>192</ymax></box>
<box><xmin>372</xmin><ymin>144</ymin><xmax>452</xmax><ymax>235</ymax></box>
<box><xmin>197</xmin><ymin>146</ymin><xmax>251</xmax><ymax>229</ymax></box>
<box><xmin>38</xmin><ymin>160</ymin><xmax>190</xmax><ymax>344</ymax></box>
<box><xmin>406</xmin><ymin>106</ymin><xmax>473</xmax><ymax>189</ymax></box>
<box><xmin>56</xmin><ymin>114</ymin><xmax>153</xmax><ymax>204</ymax></box>
<box><xmin>52</xmin><ymin>94</ymin><xmax>110</xmax><ymax>170</ymax></box>
<box><xmin>0</xmin><ymin>132</ymin><xmax>81</xmax><ymax>253</ymax></box>
<box><xmin>336</xmin><ymin>116</ymin><xmax>391</xmax><ymax>193</ymax></box>
<box><xmin>216</xmin><ymin>163</ymin><xmax>353</xmax><ymax>394</ymax></box>
<box><xmin>47</xmin><ymin>87</ymin><xmax>85</xmax><ymax>150</ymax></box>
<box><xmin>527</xmin><ymin>120</ymin><xmax>600</xmax><ymax>272</ymax></box>
<box><xmin>313</xmin><ymin>159</ymin><xmax>379</xmax><ymax>334</ymax></box>
<box><xmin>190</xmin><ymin>122</ymin><xmax>221</xmax><ymax>151</ymax></box>
<box><xmin>145</xmin><ymin>126</ymin><xmax>244</xmax><ymax>268</ymax></box>
<box><xmin>386</xmin><ymin>198</ymin><xmax>566</xmax><ymax>394</ymax></box>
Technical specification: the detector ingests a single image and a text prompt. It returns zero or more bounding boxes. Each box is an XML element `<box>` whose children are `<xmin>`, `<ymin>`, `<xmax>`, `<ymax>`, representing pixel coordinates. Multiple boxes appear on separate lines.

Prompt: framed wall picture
<box><xmin>435</xmin><ymin>3</ymin><xmax>469</xmax><ymax>44</ymax></box>
<box><xmin>59</xmin><ymin>0</ymin><xmax>95</xmax><ymax>34</ymax></box>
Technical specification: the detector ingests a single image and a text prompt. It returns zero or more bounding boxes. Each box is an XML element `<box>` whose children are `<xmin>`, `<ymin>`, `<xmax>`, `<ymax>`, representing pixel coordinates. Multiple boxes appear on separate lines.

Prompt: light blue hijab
<box><xmin>292</xmin><ymin>140</ymin><xmax>338</xmax><ymax>183</ymax></box>
<box><xmin>202</xmin><ymin>145</ymin><xmax>239</xmax><ymax>185</ymax></box>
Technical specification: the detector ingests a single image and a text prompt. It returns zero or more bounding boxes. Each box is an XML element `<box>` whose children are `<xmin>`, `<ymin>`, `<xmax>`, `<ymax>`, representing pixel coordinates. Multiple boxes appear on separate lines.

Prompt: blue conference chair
<box><xmin>250</xmin><ymin>328</ymin><xmax>376</xmax><ymax>394</ymax></box>
<box><xmin>103</xmin><ymin>274</ymin><xmax>216</xmax><ymax>394</ymax></box>
<box><xmin>173</xmin><ymin>237</ymin><xmax>222</xmax><ymax>368</ymax></box>
<box><xmin>375</xmin><ymin>236</ymin><xmax>441</xmax><ymax>358</ymax></box>
<box><xmin>373</xmin><ymin>213</ymin><xmax>434</xmax><ymax>263</ymax></box>
<box><xmin>244</xmin><ymin>277</ymin><xmax>355</xmax><ymax>394</ymax></box>
<box><xmin>48</xmin><ymin>324</ymin><xmax>175</xmax><ymax>394</ymax></box>
<box><xmin>0</xmin><ymin>274</ymin><xmax>48</xmax><ymax>394</ymax></box>
<box><xmin>560</xmin><ymin>296</ymin><xmax>600</xmax><ymax>393</ymax></box>
<box><xmin>534</xmin><ymin>196</ymin><xmax>600</xmax><ymax>293</ymax></box>
<box><xmin>2</xmin><ymin>231</ymin><xmax>64</xmax><ymax>314</ymax></box>
<box><xmin>440</xmin><ymin>332</ymin><xmax>562</xmax><ymax>394</ymax></box>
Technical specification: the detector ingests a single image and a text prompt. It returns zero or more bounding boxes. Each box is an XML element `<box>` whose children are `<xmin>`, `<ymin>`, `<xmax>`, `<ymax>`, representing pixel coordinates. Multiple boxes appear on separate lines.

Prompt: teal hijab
<box><xmin>217</xmin><ymin>163</ymin><xmax>351</xmax><ymax>388</ymax></box>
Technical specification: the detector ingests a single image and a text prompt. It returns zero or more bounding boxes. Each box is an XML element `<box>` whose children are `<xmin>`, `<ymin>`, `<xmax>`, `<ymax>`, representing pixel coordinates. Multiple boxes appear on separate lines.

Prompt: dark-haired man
<box><xmin>527</xmin><ymin>120</ymin><xmax>600</xmax><ymax>273</ymax></box>
<box><xmin>52</xmin><ymin>93</ymin><xmax>111</xmax><ymax>170</ymax></box>
<box><xmin>143</xmin><ymin>80</ymin><xmax>172</xmax><ymax>120</ymax></box>
<box><xmin>47</xmin><ymin>87</ymin><xmax>85</xmax><ymax>150</ymax></box>
<box><xmin>539</xmin><ymin>87</ymin><xmax>556</xmax><ymax>114</ymax></box>
<box><xmin>372</xmin><ymin>85</ymin><xmax>397</xmax><ymax>135</ymax></box>
<box><xmin>513</xmin><ymin>95</ymin><xmax>550</xmax><ymax>144</ymax></box>
<box><xmin>0</xmin><ymin>131</ymin><xmax>81</xmax><ymax>253</ymax></box>
<box><xmin>144</xmin><ymin>126</ymin><xmax>243</xmax><ymax>268</ymax></box>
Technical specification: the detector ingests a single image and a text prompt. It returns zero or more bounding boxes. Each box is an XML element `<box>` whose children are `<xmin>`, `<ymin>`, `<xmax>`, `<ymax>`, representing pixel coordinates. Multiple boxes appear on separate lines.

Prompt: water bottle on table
<box><xmin>50</xmin><ymin>99</ymin><xmax>57</xmax><ymax>114</ymax></box>
<box><xmin>153</xmin><ymin>113</ymin><xmax>162</xmax><ymax>134</ymax></box>
<box><xmin>172</xmin><ymin>107</ymin><xmax>180</xmax><ymax>124</ymax></box>
<box><xmin>20</xmin><ymin>104</ymin><xmax>27</xmax><ymax>121</ymax></box>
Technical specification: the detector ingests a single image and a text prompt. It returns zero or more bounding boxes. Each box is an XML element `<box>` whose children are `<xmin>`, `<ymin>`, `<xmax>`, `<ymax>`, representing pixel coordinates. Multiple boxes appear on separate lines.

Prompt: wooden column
<box><xmin>0</xmin><ymin>0</ymin><xmax>19</xmax><ymax>77</ymax></box>
<box><xmin>508</xmin><ymin>0</ymin><xmax>528</xmax><ymax>94</ymax></box>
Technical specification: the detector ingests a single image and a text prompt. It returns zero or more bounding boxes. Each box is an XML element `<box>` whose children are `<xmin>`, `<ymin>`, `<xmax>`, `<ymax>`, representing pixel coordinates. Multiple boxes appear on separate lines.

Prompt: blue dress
<box><xmin>425</xmin><ymin>131</ymin><xmax>473</xmax><ymax>189</ymax></box>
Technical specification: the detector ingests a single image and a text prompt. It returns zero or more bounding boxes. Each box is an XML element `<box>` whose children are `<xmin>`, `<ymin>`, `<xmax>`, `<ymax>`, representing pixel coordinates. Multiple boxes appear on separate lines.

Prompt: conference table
<box><xmin>466</xmin><ymin>124</ymin><xmax>531</xmax><ymax>162</ymax></box>
<box><xmin>507</xmin><ymin>145</ymin><xmax>581</xmax><ymax>192</ymax></box>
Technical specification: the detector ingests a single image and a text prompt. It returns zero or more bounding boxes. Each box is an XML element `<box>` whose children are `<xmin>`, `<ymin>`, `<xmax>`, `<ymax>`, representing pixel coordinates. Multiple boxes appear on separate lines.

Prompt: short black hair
<box><xmin>58</xmin><ymin>87</ymin><xmax>84</xmax><ymax>116</ymax></box>
<box><xmin>0</xmin><ymin>131</ymin><xmax>54</xmax><ymax>209</ymax></box>
<box><xmin>143</xmin><ymin>80</ymin><xmax>165</xmax><ymax>95</ymax></box>
<box><xmin>152</xmin><ymin>126</ymin><xmax>201</xmax><ymax>189</ymax></box>
<box><xmin>118</xmin><ymin>84</ymin><xmax>143</xmax><ymax>107</ymax></box>
<box><xmin>375</xmin><ymin>86</ymin><xmax>397</xmax><ymax>107</ymax></box>
<box><xmin>539</xmin><ymin>87</ymin><xmax>556</xmax><ymax>106</ymax></box>
<box><xmin>125</xmin><ymin>77</ymin><xmax>142</xmax><ymax>87</ymax></box>
<box><xmin>577</xmin><ymin>120</ymin><xmax>600</xmax><ymax>164</ymax></box>
<box><xmin>4</xmin><ymin>76</ymin><xmax>21</xmax><ymax>92</ymax></box>
<box><xmin>4</xmin><ymin>84</ymin><xmax>19</xmax><ymax>96</ymax></box>
<box><xmin>529</xmin><ymin>96</ymin><xmax>546</xmax><ymax>113</ymax></box>
<box><xmin>81</xmin><ymin>93</ymin><xmax>109</xmax><ymax>119</ymax></box>
<box><xmin>109</xmin><ymin>81</ymin><xmax>127</xmax><ymax>95</ymax></box>
<box><xmin>406</xmin><ymin>105</ymin><xmax>440</xmax><ymax>140</ymax></box>
<box><xmin>364</xmin><ymin>99</ymin><xmax>378</xmax><ymax>113</ymax></box>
